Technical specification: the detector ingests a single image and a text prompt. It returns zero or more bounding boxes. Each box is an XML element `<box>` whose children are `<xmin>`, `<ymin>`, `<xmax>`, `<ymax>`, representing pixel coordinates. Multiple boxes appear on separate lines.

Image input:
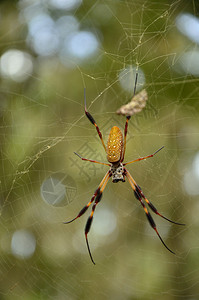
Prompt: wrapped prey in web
<box><xmin>116</xmin><ymin>89</ymin><xmax>148</xmax><ymax>116</ymax></box>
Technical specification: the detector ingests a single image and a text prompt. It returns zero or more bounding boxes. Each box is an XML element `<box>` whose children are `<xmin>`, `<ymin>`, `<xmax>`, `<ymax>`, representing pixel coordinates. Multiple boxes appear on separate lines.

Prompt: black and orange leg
<box><xmin>74</xmin><ymin>152</ymin><xmax>111</xmax><ymax>167</ymax></box>
<box><xmin>84</xmin><ymin>89</ymin><xmax>106</xmax><ymax>152</ymax></box>
<box><xmin>139</xmin><ymin>197</ymin><xmax>175</xmax><ymax>254</ymax></box>
<box><xmin>85</xmin><ymin>201</ymin><xmax>98</xmax><ymax>265</ymax></box>
<box><xmin>121</xmin><ymin>72</ymin><xmax>138</xmax><ymax>162</ymax></box>
<box><xmin>121</xmin><ymin>115</ymin><xmax>131</xmax><ymax>162</ymax></box>
<box><xmin>63</xmin><ymin>170</ymin><xmax>111</xmax><ymax>224</ymax></box>
<box><xmin>125</xmin><ymin>168</ymin><xmax>185</xmax><ymax>226</ymax></box>
<box><xmin>124</xmin><ymin>146</ymin><xmax>164</xmax><ymax>166</ymax></box>
<box><xmin>84</xmin><ymin>171</ymin><xmax>111</xmax><ymax>264</ymax></box>
<box><xmin>125</xmin><ymin>168</ymin><xmax>179</xmax><ymax>254</ymax></box>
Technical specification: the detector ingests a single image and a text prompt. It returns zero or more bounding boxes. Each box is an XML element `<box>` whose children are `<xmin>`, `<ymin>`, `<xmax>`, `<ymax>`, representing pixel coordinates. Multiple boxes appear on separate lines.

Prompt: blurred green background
<box><xmin>0</xmin><ymin>0</ymin><xmax>199</xmax><ymax>299</ymax></box>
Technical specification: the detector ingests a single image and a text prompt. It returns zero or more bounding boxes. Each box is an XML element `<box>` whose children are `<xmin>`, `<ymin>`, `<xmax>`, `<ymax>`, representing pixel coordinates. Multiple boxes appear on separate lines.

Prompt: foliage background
<box><xmin>0</xmin><ymin>0</ymin><xmax>199</xmax><ymax>299</ymax></box>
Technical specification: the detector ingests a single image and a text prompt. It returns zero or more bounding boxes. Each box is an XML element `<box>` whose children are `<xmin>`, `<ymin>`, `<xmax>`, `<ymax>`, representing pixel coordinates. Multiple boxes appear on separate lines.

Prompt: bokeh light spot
<box><xmin>48</xmin><ymin>0</ymin><xmax>82</xmax><ymax>11</ymax></box>
<box><xmin>60</xmin><ymin>30</ymin><xmax>99</xmax><ymax>67</ymax></box>
<box><xmin>119</xmin><ymin>66</ymin><xmax>145</xmax><ymax>94</ymax></box>
<box><xmin>176</xmin><ymin>13</ymin><xmax>199</xmax><ymax>44</ymax></box>
<box><xmin>94</xmin><ymin>208</ymin><xmax>117</xmax><ymax>236</ymax></box>
<box><xmin>28</xmin><ymin>14</ymin><xmax>55</xmax><ymax>37</ymax></box>
<box><xmin>27</xmin><ymin>14</ymin><xmax>59</xmax><ymax>56</ymax></box>
<box><xmin>0</xmin><ymin>49</ymin><xmax>33</xmax><ymax>82</ymax></box>
<box><xmin>31</xmin><ymin>27</ymin><xmax>59</xmax><ymax>56</ymax></box>
<box><xmin>55</xmin><ymin>15</ymin><xmax>79</xmax><ymax>37</ymax></box>
<box><xmin>11</xmin><ymin>230</ymin><xmax>36</xmax><ymax>259</ymax></box>
<box><xmin>67</xmin><ymin>31</ymin><xmax>99</xmax><ymax>59</ymax></box>
<box><xmin>184</xmin><ymin>152</ymin><xmax>199</xmax><ymax>196</ymax></box>
<box><xmin>193</xmin><ymin>152</ymin><xmax>199</xmax><ymax>179</ymax></box>
<box><xmin>178</xmin><ymin>51</ymin><xmax>199</xmax><ymax>76</ymax></box>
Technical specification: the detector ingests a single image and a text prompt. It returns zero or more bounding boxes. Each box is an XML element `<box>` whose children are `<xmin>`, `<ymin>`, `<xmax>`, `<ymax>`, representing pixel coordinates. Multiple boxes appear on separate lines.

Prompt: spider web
<box><xmin>0</xmin><ymin>0</ymin><xmax>199</xmax><ymax>299</ymax></box>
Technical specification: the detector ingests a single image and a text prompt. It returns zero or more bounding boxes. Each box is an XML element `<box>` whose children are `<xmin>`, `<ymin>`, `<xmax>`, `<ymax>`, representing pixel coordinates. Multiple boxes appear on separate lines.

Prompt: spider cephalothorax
<box><xmin>111</xmin><ymin>162</ymin><xmax>125</xmax><ymax>183</ymax></box>
<box><xmin>64</xmin><ymin>83</ymin><xmax>184</xmax><ymax>265</ymax></box>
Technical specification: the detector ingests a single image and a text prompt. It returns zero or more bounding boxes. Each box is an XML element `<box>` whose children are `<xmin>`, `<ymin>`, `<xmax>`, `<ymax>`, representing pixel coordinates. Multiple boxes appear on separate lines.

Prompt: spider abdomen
<box><xmin>107</xmin><ymin>126</ymin><xmax>123</xmax><ymax>163</ymax></box>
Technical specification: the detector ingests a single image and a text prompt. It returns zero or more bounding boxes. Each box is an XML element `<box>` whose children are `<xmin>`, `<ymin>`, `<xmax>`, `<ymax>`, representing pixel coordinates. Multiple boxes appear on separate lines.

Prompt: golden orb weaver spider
<box><xmin>64</xmin><ymin>74</ymin><xmax>184</xmax><ymax>265</ymax></box>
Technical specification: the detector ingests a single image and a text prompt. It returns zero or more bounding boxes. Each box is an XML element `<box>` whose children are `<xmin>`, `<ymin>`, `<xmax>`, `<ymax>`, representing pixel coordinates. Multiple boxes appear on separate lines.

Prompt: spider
<box><xmin>64</xmin><ymin>76</ymin><xmax>184</xmax><ymax>265</ymax></box>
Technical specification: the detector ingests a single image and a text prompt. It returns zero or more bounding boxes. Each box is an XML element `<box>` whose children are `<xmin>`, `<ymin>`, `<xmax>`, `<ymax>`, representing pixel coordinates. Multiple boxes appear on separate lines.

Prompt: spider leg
<box><xmin>121</xmin><ymin>72</ymin><xmax>138</xmax><ymax>162</ymax></box>
<box><xmin>121</xmin><ymin>115</ymin><xmax>131</xmax><ymax>162</ymax></box>
<box><xmin>74</xmin><ymin>152</ymin><xmax>111</xmax><ymax>166</ymax></box>
<box><xmin>85</xmin><ymin>201</ymin><xmax>98</xmax><ymax>265</ymax></box>
<box><xmin>84</xmin><ymin>89</ymin><xmax>106</xmax><ymax>152</ymax></box>
<box><xmin>124</xmin><ymin>146</ymin><xmax>164</xmax><ymax>166</ymax></box>
<box><xmin>63</xmin><ymin>170</ymin><xmax>111</xmax><ymax>224</ymax></box>
<box><xmin>125</xmin><ymin>168</ymin><xmax>185</xmax><ymax>225</ymax></box>
<box><xmin>84</xmin><ymin>171</ymin><xmax>111</xmax><ymax>265</ymax></box>
<box><xmin>124</xmin><ymin>168</ymin><xmax>176</xmax><ymax>254</ymax></box>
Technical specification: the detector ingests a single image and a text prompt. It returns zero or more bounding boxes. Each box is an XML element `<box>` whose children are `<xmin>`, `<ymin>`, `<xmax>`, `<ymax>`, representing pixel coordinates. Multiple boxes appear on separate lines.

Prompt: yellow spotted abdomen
<box><xmin>107</xmin><ymin>126</ymin><xmax>123</xmax><ymax>163</ymax></box>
